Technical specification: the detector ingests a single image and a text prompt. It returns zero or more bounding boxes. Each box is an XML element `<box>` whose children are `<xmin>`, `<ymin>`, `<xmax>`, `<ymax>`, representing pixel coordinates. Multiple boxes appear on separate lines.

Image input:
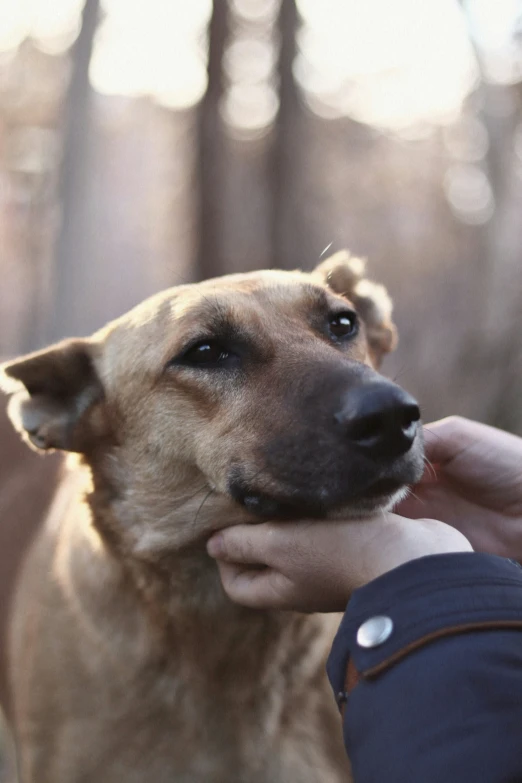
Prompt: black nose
<box><xmin>335</xmin><ymin>382</ymin><xmax>420</xmax><ymax>459</ymax></box>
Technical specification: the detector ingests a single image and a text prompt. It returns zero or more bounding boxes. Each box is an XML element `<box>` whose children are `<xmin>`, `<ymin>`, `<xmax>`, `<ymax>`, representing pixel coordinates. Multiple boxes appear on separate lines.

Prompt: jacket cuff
<box><xmin>327</xmin><ymin>553</ymin><xmax>522</xmax><ymax>705</ymax></box>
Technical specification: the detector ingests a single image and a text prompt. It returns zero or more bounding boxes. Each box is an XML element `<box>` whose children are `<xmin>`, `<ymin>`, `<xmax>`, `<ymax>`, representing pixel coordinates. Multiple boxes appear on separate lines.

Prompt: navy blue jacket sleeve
<box><xmin>326</xmin><ymin>553</ymin><xmax>522</xmax><ymax>783</ymax></box>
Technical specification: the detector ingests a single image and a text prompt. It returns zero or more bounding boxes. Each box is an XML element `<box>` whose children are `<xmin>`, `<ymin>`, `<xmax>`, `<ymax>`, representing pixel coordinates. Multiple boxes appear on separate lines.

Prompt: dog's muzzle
<box><xmin>228</xmin><ymin>376</ymin><xmax>424</xmax><ymax>520</ymax></box>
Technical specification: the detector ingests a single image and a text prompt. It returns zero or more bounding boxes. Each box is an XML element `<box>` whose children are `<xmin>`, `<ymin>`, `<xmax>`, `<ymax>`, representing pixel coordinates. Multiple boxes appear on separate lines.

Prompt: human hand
<box><xmin>206</xmin><ymin>513</ymin><xmax>471</xmax><ymax>612</ymax></box>
<box><xmin>397</xmin><ymin>416</ymin><xmax>522</xmax><ymax>561</ymax></box>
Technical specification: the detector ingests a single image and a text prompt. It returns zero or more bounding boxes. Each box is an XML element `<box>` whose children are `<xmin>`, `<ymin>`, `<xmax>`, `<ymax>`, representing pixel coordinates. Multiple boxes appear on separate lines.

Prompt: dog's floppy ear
<box><xmin>0</xmin><ymin>339</ymin><xmax>105</xmax><ymax>453</ymax></box>
<box><xmin>313</xmin><ymin>250</ymin><xmax>398</xmax><ymax>366</ymax></box>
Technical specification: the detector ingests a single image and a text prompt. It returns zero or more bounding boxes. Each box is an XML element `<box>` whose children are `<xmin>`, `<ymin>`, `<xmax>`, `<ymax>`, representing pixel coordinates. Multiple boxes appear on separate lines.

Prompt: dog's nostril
<box><xmin>348</xmin><ymin>413</ymin><xmax>384</xmax><ymax>446</ymax></box>
<box><xmin>399</xmin><ymin>404</ymin><xmax>421</xmax><ymax>442</ymax></box>
<box><xmin>401</xmin><ymin>404</ymin><xmax>421</xmax><ymax>431</ymax></box>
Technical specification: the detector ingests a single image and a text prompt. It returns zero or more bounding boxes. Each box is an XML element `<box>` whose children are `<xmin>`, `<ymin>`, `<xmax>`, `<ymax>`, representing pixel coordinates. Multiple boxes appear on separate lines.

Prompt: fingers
<box><xmin>216</xmin><ymin>561</ymin><xmax>293</xmax><ymax>609</ymax></box>
<box><xmin>207</xmin><ymin>524</ymin><xmax>295</xmax><ymax>609</ymax></box>
<box><xmin>207</xmin><ymin>523</ymin><xmax>278</xmax><ymax>565</ymax></box>
<box><xmin>422</xmin><ymin>416</ymin><xmax>471</xmax><ymax>465</ymax></box>
<box><xmin>394</xmin><ymin>487</ymin><xmax>430</xmax><ymax>518</ymax></box>
<box><xmin>423</xmin><ymin>416</ymin><xmax>521</xmax><ymax>473</ymax></box>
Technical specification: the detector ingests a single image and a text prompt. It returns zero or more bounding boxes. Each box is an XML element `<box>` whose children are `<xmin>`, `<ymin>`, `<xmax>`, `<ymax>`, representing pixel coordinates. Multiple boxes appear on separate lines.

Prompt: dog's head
<box><xmin>1</xmin><ymin>252</ymin><xmax>423</xmax><ymax>552</ymax></box>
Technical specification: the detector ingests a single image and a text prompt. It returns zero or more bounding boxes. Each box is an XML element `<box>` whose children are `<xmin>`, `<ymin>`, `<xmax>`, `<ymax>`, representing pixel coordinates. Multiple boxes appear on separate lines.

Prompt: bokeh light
<box><xmin>90</xmin><ymin>0</ymin><xmax>211</xmax><ymax>109</ymax></box>
<box><xmin>221</xmin><ymin>2</ymin><xmax>279</xmax><ymax>138</ymax></box>
<box><xmin>295</xmin><ymin>0</ymin><xmax>477</xmax><ymax>129</ymax></box>
<box><xmin>444</xmin><ymin>163</ymin><xmax>495</xmax><ymax>224</ymax></box>
<box><xmin>230</xmin><ymin>0</ymin><xmax>278</xmax><ymax>26</ymax></box>
<box><xmin>465</xmin><ymin>0</ymin><xmax>522</xmax><ymax>83</ymax></box>
<box><xmin>5</xmin><ymin>0</ymin><xmax>517</xmax><ymax>130</ymax></box>
<box><xmin>0</xmin><ymin>0</ymin><xmax>82</xmax><ymax>54</ymax></box>
<box><xmin>443</xmin><ymin>116</ymin><xmax>489</xmax><ymax>162</ymax></box>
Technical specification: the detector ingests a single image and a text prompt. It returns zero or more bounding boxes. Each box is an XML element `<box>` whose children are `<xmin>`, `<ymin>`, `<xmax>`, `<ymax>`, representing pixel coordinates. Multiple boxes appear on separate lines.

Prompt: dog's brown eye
<box><xmin>329</xmin><ymin>312</ymin><xmax>358</xmax><ymax>339</ymax></box>
<box><xmin>181</xmin><ymin>341</ymin><xmax>232</xmax><ymax>366</ymax></box>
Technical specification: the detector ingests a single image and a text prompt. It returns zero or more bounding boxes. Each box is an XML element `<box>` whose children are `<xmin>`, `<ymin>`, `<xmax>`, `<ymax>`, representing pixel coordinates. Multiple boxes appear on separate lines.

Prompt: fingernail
<box><xmin>207</xmin><ymin>534</ymin><xmax>224</xmax><ymax>558</ymax></box>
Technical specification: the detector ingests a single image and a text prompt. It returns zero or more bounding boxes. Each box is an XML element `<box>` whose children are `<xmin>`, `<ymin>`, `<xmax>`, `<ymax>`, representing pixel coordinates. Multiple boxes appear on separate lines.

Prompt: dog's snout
<box><xmin>335</xmin><ymin>382</ymin><xmax>420</xmax><ymax>459</ymax></box>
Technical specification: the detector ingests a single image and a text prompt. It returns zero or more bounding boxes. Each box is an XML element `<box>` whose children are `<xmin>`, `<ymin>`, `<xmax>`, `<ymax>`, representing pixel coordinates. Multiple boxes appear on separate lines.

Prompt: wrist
<box><xmin>356</xmin><ymin>516</ymin><xmax>473</xmax><ymax>588</ymax></box>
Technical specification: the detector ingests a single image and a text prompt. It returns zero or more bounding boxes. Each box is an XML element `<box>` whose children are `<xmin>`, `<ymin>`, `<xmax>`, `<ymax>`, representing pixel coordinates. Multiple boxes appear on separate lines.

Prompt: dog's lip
<box><xmin>232</xmin><ymin>476</ymin><xmax>408</xmax><ymax>521</ymax></box>
<box><xmin>229</xmin><ymin>449</ymin><xmax>425</xmax><ymax>520</ymax></box>
<box><xmin>360</xmin><ymin>476</ymin><xmax>404</xmax><ymax>498</ymax></box>
<box><xmin>239</xmin><ymin>493</ymin><xmax>325</xmax><ymax>520</ymax></box>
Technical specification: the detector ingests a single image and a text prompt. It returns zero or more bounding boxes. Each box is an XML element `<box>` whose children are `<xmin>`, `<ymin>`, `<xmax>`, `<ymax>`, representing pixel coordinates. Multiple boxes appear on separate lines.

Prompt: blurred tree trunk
<box><xmin>458</xmin><ymin>1</ymin><xmax>522</xmax><ymax>433</ymax></box>
<box><xmin>195</xmin><ymin>0</ymin><xmax>230</xmax><ymax>281</ymax></box>
<box><xmin>270</xmin><ymin>0</ymin><xmax>306</xmax><ymax>269</ymax></box>
<box><xmin>20</xmin><ymin>179</ymin><xmax>46</xmax><ymax>353</ymax></box>
<box><xmin>494</xmin><ymin>78</ymin><xmax>522</xmax><ymax>435</ymax></box>
<box><xmin>49</xmin><ymin>0</ymin><xmax>100</xmax><ymax>341</ymax></box>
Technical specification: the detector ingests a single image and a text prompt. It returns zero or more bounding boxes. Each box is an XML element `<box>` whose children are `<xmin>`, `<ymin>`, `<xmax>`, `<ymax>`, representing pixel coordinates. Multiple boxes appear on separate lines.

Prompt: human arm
<box><xmin>327</xmin><ymin>552</ymin><xmax>522</xmax><ymax>783</ymax></box>
<box><xmin>207</xmin><ymin>522</ymin><xmax>522</xmax><ymax>782</ymax></box>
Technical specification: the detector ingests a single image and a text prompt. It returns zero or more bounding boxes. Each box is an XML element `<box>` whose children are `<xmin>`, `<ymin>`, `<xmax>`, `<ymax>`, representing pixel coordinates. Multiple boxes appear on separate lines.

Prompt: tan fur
<box><xmin>313</xmin><ymin>251</ymin><xmax>397</xmax><ymax>361</ymax></box>
<box><xmin>0</xmin><ymin>402</ymin><xmax>61</xmax><ymax>718</ymax></box>
<box><xmin>1</xmin><ymin>255</ymin><xmax>407</xmax><ymax>783</ymax></box>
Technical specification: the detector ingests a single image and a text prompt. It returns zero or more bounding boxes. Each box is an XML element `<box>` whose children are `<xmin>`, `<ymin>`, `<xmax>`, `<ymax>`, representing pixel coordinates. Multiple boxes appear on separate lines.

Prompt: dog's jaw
<box><xmin>325</xmin><ymin>484</ymin><xmax>410</xmax><ymax>520</ymax></box>
<box><xmin>82</xmin><ymin>456</ymin><xmax>258</xmax><ymax>618</ymax></box>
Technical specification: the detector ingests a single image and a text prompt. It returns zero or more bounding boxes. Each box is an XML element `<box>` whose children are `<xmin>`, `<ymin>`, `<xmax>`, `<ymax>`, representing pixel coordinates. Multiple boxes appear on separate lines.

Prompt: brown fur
<box><xmin>1</xmin><ymin>254</ymin><xmax>422</xmax><ymax>782</ymax></box>
<box><xmin>0</xmin><ymin>402</ymin><xmax>61</xmax><ymax>718</ymax></box>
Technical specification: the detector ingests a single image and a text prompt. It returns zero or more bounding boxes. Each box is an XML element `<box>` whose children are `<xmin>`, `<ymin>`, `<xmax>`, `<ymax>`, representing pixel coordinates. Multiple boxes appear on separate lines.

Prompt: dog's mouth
<box><xmin>229</xmin><ymin>474</ymin><xmax>408</xmax><ymax>521</ymax></box>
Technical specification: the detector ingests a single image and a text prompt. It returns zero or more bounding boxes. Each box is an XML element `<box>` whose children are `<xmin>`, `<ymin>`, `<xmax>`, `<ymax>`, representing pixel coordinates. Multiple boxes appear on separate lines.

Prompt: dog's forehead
<box><xmin>111</xmin><ymin>270</ymin><xmax>336</xmax><ymax>334</ymax></box>
<box><xmin>97</xmin><ymin>270</ymin><xmax>348</xmax><ymax>380</ymax></box>
<box><xmin>173</xmin><ymin>274</ymin><xmax>333</xmax><ymax>322</ymax></box>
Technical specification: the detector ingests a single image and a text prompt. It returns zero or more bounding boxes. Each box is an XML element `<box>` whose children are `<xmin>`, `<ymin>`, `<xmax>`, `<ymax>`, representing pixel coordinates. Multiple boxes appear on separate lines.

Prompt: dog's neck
<box><xmin>82</xmin><ymin>453</ymin><xmax>261</xmax><ymax>621</ymax></box>
<box><xmin>57</xmin><ymin>458</ymin><xmax>335</xmax><ymax>695</ymax></box>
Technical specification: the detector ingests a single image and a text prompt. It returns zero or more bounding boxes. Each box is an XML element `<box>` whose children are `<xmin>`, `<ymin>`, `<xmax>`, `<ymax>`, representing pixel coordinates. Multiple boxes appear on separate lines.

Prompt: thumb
<box><xmin>216</xmin><ymin>561</ymin><xmax>293</xmax><ymax>609</ymax></box>
<box><xmin>422</xmin><ymin>417</ymin><xmax>469</xmax><ymax>466</ymax></box>
<box><xmin>207</xmin><ymin>523</ymin><xmax>276</xmax><ymax>565</ymax></box>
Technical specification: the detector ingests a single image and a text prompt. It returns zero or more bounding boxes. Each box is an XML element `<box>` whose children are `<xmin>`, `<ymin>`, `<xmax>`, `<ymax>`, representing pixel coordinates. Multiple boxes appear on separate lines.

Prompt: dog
<box><xmin>1</xmin><ymin>251</ymin><xmax>424</xmax><ymax>782</ymax></box>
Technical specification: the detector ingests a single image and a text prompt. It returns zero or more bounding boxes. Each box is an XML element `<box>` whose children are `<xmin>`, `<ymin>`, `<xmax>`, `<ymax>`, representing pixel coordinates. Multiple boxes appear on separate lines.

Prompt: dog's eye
<box><xmin>181</xmin><ymin>341</ymin><xmax>234</xmax><ymax>367</ymax></box>
<box><xmin>328</xmin><ymin>312</ymin><xmax>358</xmax><ymax>340</ymax></box>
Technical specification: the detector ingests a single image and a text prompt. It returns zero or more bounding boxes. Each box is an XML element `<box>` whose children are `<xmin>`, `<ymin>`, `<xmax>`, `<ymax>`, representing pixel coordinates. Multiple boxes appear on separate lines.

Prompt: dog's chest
<box><xmin>40</xmin><ymin>661</ymin><xmax>348</xmax><ymax>783</ymax></box>
<box><xmin>11</xmin><ymin>513</ymin><xmax>350</xmax><ymax>783</ymax></box>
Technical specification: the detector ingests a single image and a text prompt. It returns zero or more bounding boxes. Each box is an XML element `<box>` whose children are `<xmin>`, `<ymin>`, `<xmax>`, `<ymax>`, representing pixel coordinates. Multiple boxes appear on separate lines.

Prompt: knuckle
<box><xmin>430</xmin><ymin>415</ymin><xmax>471</xmax><ymax>449</ymax></box>
<box><xmin>442</xmin><ymin>414</ymin><xmax>468</xmax><ymax>433</ymax></box>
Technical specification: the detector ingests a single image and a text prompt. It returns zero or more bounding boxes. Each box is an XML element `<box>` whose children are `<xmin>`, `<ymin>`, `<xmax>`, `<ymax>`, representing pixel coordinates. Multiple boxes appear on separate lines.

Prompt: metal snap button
<box><xmin>356</xmin><ymin>616</ymin><xmax>394</xmax><ymax>648</ymax></box>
